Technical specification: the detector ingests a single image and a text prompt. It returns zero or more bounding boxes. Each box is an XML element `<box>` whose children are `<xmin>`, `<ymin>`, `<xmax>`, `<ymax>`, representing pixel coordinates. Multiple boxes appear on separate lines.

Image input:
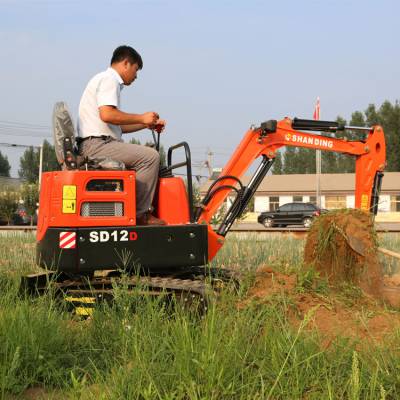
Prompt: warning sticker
<box><xmin>63</xmin><ymin>185</ymin><xmax>76</xmax><ymax>200</ymax></box>
<box><xmin>63</xmin><ymin>199</ymin><xmax>76</xmax><ymax>214</ymax></box>
<box><xmin>361</xmin><ymin>194</ymin><xmax>369</xmax><ymax>210</ymax></box>
<box><xmin>59</xmin><ymin>231</ymin><xmax>76</xmax><ymax>249</ymax></box>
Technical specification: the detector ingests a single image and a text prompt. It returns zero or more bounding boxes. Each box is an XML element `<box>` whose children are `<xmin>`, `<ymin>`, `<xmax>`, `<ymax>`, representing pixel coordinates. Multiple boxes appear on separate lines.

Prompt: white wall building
<box><xmin>201</xmin><ymin>172</ymin><xmax>400</xmax><ymax>216</ymax></box>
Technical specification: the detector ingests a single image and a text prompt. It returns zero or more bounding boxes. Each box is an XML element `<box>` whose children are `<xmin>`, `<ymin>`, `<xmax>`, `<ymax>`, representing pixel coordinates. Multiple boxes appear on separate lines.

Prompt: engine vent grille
<box><xmin>81</xmin><ymin>202</ymin><xmax>123</xmax><ymax>217</ymax></box>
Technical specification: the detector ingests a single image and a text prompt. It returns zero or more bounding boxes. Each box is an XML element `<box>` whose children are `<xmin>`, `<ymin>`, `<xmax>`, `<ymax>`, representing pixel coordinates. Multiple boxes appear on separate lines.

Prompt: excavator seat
<box><xmin>52</xmin><ymin>102</ymin><xmax>125</xmax><ymax>171</ymax></box>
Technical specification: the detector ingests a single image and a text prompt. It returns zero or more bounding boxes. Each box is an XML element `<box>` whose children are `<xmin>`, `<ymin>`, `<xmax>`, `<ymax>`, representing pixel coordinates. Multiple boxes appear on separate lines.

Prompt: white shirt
<box><xmin>77</xmin><ymin>67</ymin><xmax>124</xmax><ymax>140</ymax></box>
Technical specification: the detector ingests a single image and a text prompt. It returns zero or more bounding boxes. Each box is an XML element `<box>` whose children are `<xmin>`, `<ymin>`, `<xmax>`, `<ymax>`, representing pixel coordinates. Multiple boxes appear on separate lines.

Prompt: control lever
<box><xmin>151</xmin><ymin>123</ymin><xmax>164</xmax><ymax>152</ymax></box>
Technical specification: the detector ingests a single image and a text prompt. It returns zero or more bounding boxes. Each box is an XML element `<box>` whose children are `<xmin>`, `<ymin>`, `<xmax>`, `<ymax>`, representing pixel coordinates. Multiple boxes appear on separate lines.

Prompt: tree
<box><xmin>377</xmin><ymin>101</ymin><xmax>400</xmax><ymax>172</ymax></box>
<box><xmin>237</xmin><ymin>196</ymin><xmax>255</xmax><ymax>221</ymax></box>
<box><xmin>42</xmin><ymin>140</ymin><xmax>60</xmax><ymax>173</ymax></box>
<box><xmin>282</xmin><ymin>147</ymin><xmax>298</xmax><ymax>174</ymax></box>
<box><xmin>352</xmin><ymin>101</ymin><xmax>400</xmax><ymax>172</ymax></box>
<box><xmin>272</xmin><ymin>150</ymin><xmax>283</xmax><ymax>174</ymax></box>
<box><xmin>278</xmin><ymin>101</ymin><xmax>400</xmax><ymax>174</ymax></box>
<box><xmin>19</xmin><ymin>140</ymin><xmax>59</xmax><ymax>183</ymax></box>
<box><xmin>20</xmin><ymin>183</ymin><xmax>39</xmax><ymax>225</ymax></box>
<box><xmin>0</xmin><ymin>150</ymin><xmax>11</xmax><ymax>177</ymax></box>
<box><xmin>0</xmin><ymin>188</ymin><xmax>18</xmax><ymax>225</ymax></box>
<box><xmin>129</xmin><ymin>138</ymin><xmax>141</xmax><ymax>145</ymax></box>
<box><xmin>364</xmin><ymin>104</ymin><xmax>380</xmax><ymax>126</ymax></box>
<box><xmin>334</xmin><ymin>116</ymin><xmax>355</xmax><ymax>173</ymax></box>
<box><xmin>191</xmin><ymin>182</ymin><xmax>202</xmax><ymax>218</ymax></box>
<box><xmin>297</xmin><ymin>148</ymin><xmax>316</xmax><ymax>173</ymax></box>
<box><xmin>210</xmin><ymin>202</ymin><xmax>227</xmax><ymax>225</ymax></box>
<box><xmin>19</xmin><ymin>146</ymin><xmax>37</xmax><ymax>183</ymax></box>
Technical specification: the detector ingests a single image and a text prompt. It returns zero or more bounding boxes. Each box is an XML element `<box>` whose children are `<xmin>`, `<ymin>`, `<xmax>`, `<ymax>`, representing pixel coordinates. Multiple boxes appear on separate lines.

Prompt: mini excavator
<box><xmin>23</xmin><ymin>103</ymin><xmax>386</xmax><ymax>311</ymax></box>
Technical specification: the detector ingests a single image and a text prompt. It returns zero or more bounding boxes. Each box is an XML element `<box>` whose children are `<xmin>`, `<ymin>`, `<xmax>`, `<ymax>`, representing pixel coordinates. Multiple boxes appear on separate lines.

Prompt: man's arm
<box><xmin>121</xmin><ymin>124</ymin><xmax>147</xmax><ymax>133</ymax></box>
<box><xmin>99</xmin><ymin>105</ymin><xmax>159</xmax><ymax>126</ymax></box>
<box><xmin>119</xmin><ymin>119</ymin><xmax>167</xmax><ymax>135</ymax></box>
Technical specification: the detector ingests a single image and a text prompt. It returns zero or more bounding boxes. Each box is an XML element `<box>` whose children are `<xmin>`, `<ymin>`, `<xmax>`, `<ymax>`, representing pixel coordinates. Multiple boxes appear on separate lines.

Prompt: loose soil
<box><xmin>244</xmin><ymin>210</ymin><xmax>400</xmax><ymax>344</ymax></box>
<box><xmin>245</xmin><ymin>266</ymin><xmax>400</xmax><ymax>345</ymax></box>
<box><xmin>304</xmin><ymin>209</ymin><xmax>383</xmax><ymax>298</ymax></box>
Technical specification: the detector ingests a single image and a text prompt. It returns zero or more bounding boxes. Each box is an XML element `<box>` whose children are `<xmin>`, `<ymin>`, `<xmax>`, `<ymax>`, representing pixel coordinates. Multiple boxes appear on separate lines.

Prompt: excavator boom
<box><xmin>198</xmin><ymin>117</ymin><xmax>386</xmax><ymax>260</ymax></box>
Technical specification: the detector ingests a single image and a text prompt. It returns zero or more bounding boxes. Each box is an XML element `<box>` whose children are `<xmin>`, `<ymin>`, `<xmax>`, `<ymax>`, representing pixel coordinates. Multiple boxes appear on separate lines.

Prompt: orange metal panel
<box><xmin>37</xmin><ymin>170</ymin><xmax>136</xmax><ymax>241</ymax></box>
<box><xmin>207</xmin><ymin>225</ymin><xmax>224</xmax><ymax>261</ymax></box>
<box><xmin>155</xmin><ymin>177</ymin><xmax>190</xmax><ymax>225</ymax></box>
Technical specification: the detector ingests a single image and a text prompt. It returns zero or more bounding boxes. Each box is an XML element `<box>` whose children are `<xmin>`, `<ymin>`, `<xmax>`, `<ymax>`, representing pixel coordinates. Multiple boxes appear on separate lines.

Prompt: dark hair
<box><xmin>111</xmin><ymin>45</ymin><xmax>143</xmax><ymax>69</ymax></box>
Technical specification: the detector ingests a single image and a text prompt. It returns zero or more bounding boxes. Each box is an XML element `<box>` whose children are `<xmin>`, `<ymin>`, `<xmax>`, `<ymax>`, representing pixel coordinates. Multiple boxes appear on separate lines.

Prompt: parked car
<box><xmin>257</xmin><ymin>202</ymin><xmax>326</xmax><ymax>228</ymax></box>
<box><xmin>0</xmin><ymin>205</ymin><xmax>38</xmax><ymax>226</ymax></box>
<box><xmin>12</xmin><ymin>204</ymin><xmax>30</xmax><ymax>225</ymax></box>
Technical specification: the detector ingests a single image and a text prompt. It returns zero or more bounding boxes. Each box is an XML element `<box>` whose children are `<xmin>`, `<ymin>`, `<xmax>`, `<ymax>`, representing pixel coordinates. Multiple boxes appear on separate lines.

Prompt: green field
<box><xmin>1</xmin><ymin>232</ymin><xmax>400</xmax><ymax>399</ymax></box>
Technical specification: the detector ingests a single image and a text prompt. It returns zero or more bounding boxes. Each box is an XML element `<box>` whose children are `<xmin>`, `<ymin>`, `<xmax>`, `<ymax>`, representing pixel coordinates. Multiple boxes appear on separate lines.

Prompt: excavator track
<box><xmin>21</xmin><ymin>267</ymin><xmax>239</xmax><ymax>316</ymax></box>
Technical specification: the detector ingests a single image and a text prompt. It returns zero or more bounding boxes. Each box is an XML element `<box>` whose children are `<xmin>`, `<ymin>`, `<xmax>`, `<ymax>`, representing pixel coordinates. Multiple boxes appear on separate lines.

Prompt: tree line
<box><xmin>0</xmin><ymin>140</ymin><xmax>59</xmax><ymax>181</ymax></box>
<box><xmin>272</xmin><ymin>100</ymin><xmax>400</xmax><ymax>174</ymax></box>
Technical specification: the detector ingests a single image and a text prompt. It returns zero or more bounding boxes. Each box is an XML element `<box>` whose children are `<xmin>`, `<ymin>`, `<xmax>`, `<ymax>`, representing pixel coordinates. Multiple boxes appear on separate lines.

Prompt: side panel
<box><xmin>155</xmin><ymin>177</ymin><xmax>190</xmax><ymax>224</ymax></box>
<box><xmin>37</xmin><ymin>224</ymin><xmax>208</xmax><ymax>273</ymax></box>
<box><xmin>37</xmin><ymin>171</ymin><xmax>136</xmax><ymax>242</ymax></box>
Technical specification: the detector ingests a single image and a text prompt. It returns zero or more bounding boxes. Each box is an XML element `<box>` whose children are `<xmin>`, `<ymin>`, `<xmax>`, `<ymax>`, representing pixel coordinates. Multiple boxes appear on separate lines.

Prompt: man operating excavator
<box><xmin>77</xmin><ymin>45</ymin><xmax>166</xmax><ymax>225</ymax></box>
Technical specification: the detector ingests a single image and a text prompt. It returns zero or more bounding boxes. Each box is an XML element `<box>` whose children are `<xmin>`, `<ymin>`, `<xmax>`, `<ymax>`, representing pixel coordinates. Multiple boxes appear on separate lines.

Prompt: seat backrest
<box><xmin>52</xmin><ymin>101</ymin><xmax>125</xmax><ymax>171</ymax></box>
<box><xmin>52</xmin><ymin>102</ymin><xmax>77</xmax><ymax>169</ymax></box>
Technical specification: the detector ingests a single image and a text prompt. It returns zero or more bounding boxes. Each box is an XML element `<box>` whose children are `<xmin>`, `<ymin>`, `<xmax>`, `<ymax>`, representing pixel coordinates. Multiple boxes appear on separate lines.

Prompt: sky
<box><xmin>0</xmin><ymin>0</ymin><xmax>399</xmax><ymax>178</ymax></box>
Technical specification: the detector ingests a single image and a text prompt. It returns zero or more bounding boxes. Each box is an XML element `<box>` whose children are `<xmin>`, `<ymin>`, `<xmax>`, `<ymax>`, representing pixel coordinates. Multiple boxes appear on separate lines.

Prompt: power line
<box><xmin>0</xmin><ymin>130</ymin><xmax>51</xmax><ymax>138</ymax></box>
<box><xmin>0</xmin><ymin>120</ymin><xmax>51</xmax><ymax>129</ymax></box>
<box><xmin>0</xmin><ymin>142</ymin><xmax>41</xmax><ymax>149</ymax></box>
<box><xmin>0</xmin><ymin>125</ymin><xmax>51</xmax><ymax>132</ymax></box>
<box><xmin>0</xmin><ymin>119</ymin><xmax>52</xmax><ymax>139</ymax></box>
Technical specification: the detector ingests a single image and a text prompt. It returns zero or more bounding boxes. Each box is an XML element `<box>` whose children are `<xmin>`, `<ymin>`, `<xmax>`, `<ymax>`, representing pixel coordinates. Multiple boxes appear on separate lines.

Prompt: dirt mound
<box><xmin>304</xmin><ymin>209</ymin><xmax>383</xmax><ymax>298</ymax></box>
<box><xmin>244</xmin><ymin>266</ymin><xmax>400</xmax><ymax>345</ymax></box>
<box><xmin>246</xmin><ymin>265</ymin><xmax>296</xmax><ymax>298</ymax></box>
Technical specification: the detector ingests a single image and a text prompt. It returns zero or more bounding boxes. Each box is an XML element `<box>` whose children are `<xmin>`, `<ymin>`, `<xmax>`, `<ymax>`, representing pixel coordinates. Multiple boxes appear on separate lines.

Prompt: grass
<box><xmin>1</xmin><ymin>232</ymin><xmax>400</xmax><ymax>399</ymax></box>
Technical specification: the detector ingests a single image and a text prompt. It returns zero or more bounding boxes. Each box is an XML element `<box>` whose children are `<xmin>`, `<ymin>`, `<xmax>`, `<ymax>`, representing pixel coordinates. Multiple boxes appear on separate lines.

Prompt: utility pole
<box><xmin>316</xmin><ymin>149</ymin><xmax>321</xmax><ymax>207</ymax></box>
<box><xmin>38</xmin><ymin>144</ymin><xmax>43</xmax><ymax>190</ymax></box>
<box><xmin>206</xmin><ymin>148</ymin><xmax>213</xmax><ymax>177</ymax></box>
<box><xmin>313</xmin><ymin>97</ymin><xmax>321</xmax><ymax>207</ymax></box>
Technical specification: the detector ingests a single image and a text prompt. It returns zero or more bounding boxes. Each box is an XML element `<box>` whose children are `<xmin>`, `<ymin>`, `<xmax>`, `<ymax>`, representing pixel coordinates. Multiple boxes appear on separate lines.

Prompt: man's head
<box><xmin>111</xmin><ymin>45</ymin><xmax>143</xmax><ymax>86</ymax></box>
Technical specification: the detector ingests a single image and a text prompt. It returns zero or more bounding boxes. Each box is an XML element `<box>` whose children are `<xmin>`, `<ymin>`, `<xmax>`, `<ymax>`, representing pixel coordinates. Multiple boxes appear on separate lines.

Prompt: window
<box><xmin>309</xmin><ymin>196</ymin><xmax>317</xmax><ymax>206</ymax></box>
<box><xmin>325</xmin><ymin>195</ymin><xmax>346</xmax><ymax>209</ymax></box>
<box><xmin>293</xmin><ymin>196</ymin><xmax>303</xmax><ymax>202</ymax></box>
<box><xmin>291</xmin><ymin>203</ymin><xmax>304</xmax><ymax>211</ymax></box>
<box><xmin>391</xmin><ymin>195</ymin><xmax>400</xmax><ymax>212</ymax></box>
<box><xmin>86</xmin><ymin>179</ymin><xmax>123</xmax><ymax>191</ymax></box>
<box><xmin>269</xmin><ymin>196</ymin><xmax>279</xmax><ymax>211</ymax></box>
<box><xmin>305</xmin><ymin>204</ymin><xmax>316</xmax><ymax>211</ymax></box>
<box><xmin>279</xmin><ymin>204</ymin><xmax>292</xmax><ymax>212</ymax></box>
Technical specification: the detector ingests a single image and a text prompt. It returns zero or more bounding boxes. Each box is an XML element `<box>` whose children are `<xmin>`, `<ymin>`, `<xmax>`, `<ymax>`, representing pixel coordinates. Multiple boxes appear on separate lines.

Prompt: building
<box><xmin>200</xmin><ymin>172</ymin><xmax>400</xmax><ymax>218</ymax></box>
<box><xmin>252</xmin><ymin>172</ymin><xmax>400</xmax><ymax>213</ymax></box>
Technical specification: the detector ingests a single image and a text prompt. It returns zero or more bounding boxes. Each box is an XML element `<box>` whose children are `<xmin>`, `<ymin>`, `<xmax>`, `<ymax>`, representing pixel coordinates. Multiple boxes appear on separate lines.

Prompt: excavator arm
<box><xmin>197</xmin><ymin>117</ymin><xmax>386</xmax><ymax>261</ymax></box>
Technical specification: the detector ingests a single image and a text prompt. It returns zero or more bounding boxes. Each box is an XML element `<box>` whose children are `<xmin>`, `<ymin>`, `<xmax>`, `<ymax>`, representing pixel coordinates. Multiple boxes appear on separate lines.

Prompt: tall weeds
<box><xmin>0</xmin><ymin>232</ymin><xmax>400</xmax><ymax>398</ymax></box>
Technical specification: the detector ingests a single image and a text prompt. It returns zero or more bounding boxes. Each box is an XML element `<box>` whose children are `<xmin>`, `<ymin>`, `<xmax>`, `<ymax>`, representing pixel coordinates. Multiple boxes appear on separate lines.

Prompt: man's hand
<box><xmin>141</xmin><ymin>112</ymin><xmax>159</xmax><ymax>126</ymax></box>
<box><xmin>150</xmin><ymin>119</ymin><xmax>166</xmax><ymax>133</ymax></box>
<box><xmin>98</xmin><ymin>106</ymin><xmax>164</xmax><ymax>132</ymax></box>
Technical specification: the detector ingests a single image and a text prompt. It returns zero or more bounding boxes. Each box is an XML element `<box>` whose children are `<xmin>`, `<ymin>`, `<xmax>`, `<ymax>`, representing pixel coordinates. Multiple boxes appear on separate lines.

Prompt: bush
<box><xmin>20</xmin><ymin>183</ymin><xmax>39</xmax><ymax>225</ymax></box>
<box><xmin>0</xmin><ymin>188</ymin><xmax>18</xmax><ymax>225</ymax></box>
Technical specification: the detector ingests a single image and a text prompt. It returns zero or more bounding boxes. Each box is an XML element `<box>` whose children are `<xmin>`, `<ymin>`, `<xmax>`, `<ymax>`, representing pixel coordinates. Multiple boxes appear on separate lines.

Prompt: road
<box><xmin>0</xmin><ymin>222</ymin><xmax>399</xmax><ymax>233</ymax></box>
<box><xmin>229</xmin><ymin>222</ymin><xmax>400</xmax><ymax>232</ymax></box>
